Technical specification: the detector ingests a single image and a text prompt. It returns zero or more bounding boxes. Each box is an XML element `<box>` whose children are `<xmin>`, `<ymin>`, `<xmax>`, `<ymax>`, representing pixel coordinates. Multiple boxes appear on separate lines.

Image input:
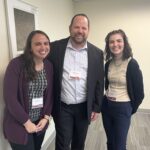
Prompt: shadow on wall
<box><xmin>0</xmin><ymin>72</ymin><xmax>11</xmax><ymax>150</ymax></box>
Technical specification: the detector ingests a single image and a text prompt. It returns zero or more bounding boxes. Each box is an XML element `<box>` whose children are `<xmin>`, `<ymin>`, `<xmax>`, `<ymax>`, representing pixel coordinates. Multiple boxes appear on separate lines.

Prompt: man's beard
<box><xmin>72</xmin><ymin>34</ymin><xmax>86</xmax><ymax>45</ymax></box>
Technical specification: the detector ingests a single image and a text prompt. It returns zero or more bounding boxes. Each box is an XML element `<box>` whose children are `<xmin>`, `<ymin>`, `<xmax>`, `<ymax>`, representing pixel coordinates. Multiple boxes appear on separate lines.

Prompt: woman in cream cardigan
<box><xmin>102</xmin><ymin>29</ymin><xmax>144</xmax><ymax>150</ymax></box>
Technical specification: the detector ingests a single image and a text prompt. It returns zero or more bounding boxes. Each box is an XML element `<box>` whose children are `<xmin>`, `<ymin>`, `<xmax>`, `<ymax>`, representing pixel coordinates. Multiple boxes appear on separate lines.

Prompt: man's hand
<box><xmin>91</xmin><ymin>112</ymin><xmax>99</xmax><ymax>121</ymax></box>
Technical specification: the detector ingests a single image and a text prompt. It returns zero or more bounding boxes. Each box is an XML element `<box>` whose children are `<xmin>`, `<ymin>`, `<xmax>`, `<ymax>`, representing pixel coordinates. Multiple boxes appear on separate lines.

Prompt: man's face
<box><xmin>69</xmin><ymin>16</ymin><xmax>89</xmax><ymax>45</ymax></box>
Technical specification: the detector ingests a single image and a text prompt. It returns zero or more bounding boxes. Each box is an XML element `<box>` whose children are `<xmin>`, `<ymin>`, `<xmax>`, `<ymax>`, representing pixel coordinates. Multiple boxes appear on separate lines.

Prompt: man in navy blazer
<box><xmin>48</xmin><ymin>14</ymin><xmax>104</xmax><ymax>150</ymax></box>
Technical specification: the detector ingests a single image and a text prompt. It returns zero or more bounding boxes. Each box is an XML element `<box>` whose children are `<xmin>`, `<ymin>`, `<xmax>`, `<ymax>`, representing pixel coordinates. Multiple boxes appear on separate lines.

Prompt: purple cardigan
<box><xmin>3</xmin><ymin>56</ymin><xmax>53</xmax><ymax>144</ymax></box>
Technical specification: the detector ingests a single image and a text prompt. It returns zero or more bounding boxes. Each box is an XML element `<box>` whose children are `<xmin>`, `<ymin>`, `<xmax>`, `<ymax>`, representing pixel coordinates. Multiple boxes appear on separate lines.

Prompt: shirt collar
<box><xmin>67</xmin><ymin>38</ymin><xmax>88</xmax><ymax>51</ymax></box>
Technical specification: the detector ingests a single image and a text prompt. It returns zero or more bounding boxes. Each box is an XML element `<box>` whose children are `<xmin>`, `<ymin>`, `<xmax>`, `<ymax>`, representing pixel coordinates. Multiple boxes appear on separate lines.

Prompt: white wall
<box><xmin>24</xmin><ymin>0</ymin><xmax>74</xmax><ymax>41</ymax></box>
<box><xmin>0</xmin><ymin>0</ymin><xmax>11</xmax><ymax>149</ymax></box>
<box><xmin>74</xmin><ymin>0</ymin><xmax>150</xmax><ymax>109</ymax></box>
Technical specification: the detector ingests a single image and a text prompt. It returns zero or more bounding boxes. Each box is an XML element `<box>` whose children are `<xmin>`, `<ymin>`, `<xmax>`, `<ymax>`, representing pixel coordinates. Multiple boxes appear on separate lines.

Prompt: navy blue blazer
<box><xmin>105</xmin><ymin>58</ymin><xmax>144</xmax><ymax>114</ymax></box>
<box><xmin>48</xmin><ymin>37</ymin><xmax>104</xmax><ymax>122</ymax></box>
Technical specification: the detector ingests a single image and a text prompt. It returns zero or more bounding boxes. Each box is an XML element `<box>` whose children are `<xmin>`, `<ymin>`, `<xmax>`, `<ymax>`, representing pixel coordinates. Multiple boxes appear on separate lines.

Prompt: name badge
<box><xmin>69</xmin><ymin>71</ymin><xmax>81</xmax><ymax>80</ymax></box>
<box><xmin>32</xmin><ymin>97</ymin><xmax>43</xmax><ymax>109</ymax></box>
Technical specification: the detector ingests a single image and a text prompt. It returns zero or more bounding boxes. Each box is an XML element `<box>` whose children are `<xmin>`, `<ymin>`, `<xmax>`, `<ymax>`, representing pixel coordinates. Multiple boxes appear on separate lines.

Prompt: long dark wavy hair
<box><xmin>21</xmin><ymin>30</ymin><xmax>50</xmax><ymax>81</ymax></box>
<box><xmin>104</xmin><ymin>29</ymin><xmax>133</xmax><ymax>61</ymax></box>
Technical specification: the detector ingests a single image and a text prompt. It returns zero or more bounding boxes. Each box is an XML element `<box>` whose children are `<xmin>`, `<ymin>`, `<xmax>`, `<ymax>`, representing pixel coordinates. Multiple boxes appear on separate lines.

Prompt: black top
<box><xmin>28</xmin><ymin>69</ymin><xmax>47</xmax><ymax>121</ymax></box>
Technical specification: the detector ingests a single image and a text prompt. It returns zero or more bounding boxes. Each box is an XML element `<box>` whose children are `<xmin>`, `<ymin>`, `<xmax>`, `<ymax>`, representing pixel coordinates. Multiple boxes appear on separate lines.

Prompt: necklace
<box><xmin>113</xmin><ymin>59</ymin><xmax>123</xmax><ymax>67</ymax></box>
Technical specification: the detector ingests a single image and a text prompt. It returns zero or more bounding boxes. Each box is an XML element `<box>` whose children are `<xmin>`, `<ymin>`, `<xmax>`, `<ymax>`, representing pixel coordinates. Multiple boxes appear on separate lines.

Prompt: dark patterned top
<box><xmin>28</xmin><ymin>69</ymin><xmax>47</xmax><ymax>121</ymax></box>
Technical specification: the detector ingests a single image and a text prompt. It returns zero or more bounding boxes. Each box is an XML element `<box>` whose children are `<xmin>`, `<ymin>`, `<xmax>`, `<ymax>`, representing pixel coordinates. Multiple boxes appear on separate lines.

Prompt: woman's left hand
<box><xmin>36</xmin><ymin>118</ymin><xmax>48</xmax><ymax>132</ymax></box>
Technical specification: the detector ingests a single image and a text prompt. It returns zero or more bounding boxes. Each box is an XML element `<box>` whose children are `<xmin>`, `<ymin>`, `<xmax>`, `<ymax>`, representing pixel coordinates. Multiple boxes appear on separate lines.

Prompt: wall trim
<box><xmin>137</xmin><ymin>108</ymin><xmax>150</xmax><ymax>114</ymax></box>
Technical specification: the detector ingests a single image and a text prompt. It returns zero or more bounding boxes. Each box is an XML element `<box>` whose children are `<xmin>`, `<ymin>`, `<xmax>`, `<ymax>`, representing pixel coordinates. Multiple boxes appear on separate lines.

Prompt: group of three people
<box><xmin>3</xmin><ymin>14</ymin><xmax>144</xmax><ymax>150</ymax></box>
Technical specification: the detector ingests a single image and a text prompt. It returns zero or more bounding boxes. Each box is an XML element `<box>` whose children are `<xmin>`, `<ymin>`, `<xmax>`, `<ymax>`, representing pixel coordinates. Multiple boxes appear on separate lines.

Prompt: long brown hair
<box><xmin>104</xmin><ymin>29</ymin><xmax>133</xmax><ymax>61</ymax></box>
<box><xmin>21</xmin><ymin>30</ymin><xmax>50</xmax><ymax>81</ymax></box>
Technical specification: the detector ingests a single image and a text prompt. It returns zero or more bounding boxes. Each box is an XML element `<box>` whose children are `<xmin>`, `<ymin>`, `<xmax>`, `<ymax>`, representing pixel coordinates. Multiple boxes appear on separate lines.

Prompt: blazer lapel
<box><xmin>87</xmin><ymin>43</ymin><xmax>95</xmax><ymax>90</ymax></box>
<box><xmin>58</xmin><ymin>38</ymin><xmax>69</xmax><ymax>80</ymax></box>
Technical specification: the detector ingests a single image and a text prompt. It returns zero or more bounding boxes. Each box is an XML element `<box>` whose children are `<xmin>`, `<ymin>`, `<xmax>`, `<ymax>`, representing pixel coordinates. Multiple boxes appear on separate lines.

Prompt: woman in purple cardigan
<box><xmin>3</xmin><ymin>30</ymin><xmax>53</xmax><ymax>150</ymax></box>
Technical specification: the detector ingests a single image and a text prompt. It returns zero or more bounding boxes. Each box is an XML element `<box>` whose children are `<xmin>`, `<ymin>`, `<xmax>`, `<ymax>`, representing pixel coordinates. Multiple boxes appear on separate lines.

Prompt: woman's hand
<box><xmin>24</xmin><ymin>119</ymin><xmax>37</xmax><ymax>133</ymax></box>
<box><xmin>36</xmin><ymin>118</ymin><xmax>48</xmax><ymax>132</ymax></box>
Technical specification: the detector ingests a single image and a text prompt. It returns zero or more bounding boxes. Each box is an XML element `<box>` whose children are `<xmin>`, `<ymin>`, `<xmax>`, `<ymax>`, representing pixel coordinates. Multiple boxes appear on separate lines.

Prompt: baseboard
<box><xmin>41</xmin><ymin>130</ymin><xmax>56</xmax><ymax>150</ymax></box>
<box><xmin>137</xmin><ymin>108</ymin><xmax>150</xmax><ymax>114</ymax></box>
